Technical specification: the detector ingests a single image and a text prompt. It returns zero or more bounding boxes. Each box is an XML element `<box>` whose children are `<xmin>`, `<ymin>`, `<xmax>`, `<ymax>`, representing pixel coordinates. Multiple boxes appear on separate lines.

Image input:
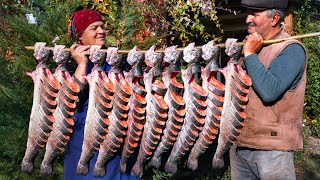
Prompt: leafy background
<box><xmin>0</xmin><ymin>0</ymin><xmax>319</xmax><ymax>179</ymax></box>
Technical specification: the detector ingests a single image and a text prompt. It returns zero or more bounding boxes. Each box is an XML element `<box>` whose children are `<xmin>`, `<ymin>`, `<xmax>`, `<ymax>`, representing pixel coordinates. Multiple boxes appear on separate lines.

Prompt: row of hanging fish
<box><xmin>21</xmin><ymin>39</ymin><xmax>252</xmax><ymax>178</ymax></box>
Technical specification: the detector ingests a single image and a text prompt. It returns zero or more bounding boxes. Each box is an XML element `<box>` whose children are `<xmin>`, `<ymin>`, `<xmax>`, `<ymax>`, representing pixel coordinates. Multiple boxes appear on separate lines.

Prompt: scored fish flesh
<box><xmin>77</xmin><ymin>46</ymin><xmax>115</xmax><ymax>175</ymax></box>
<box><xmin>131</xmin><ymin>45</ymin><xmax>168</xmax><ymax>178</ymax></box>
<box><xmin>149</xmin><ymin>45</ymin><xmax>186</xmax><ymax>169</ymax></box>
<box><xmin>94</xmin><ymin>47</ymin><xmax>132</xmax><ymax>177</ymax></box>
<box><xmin>165</xmin><ymin>43</ymin><xmax>207</xmax><ymax>174</ymax></box>
<box><xmin>119</xmin><ymin>46</ymin><xmax>146</xmax><ymax>174</ymax></box>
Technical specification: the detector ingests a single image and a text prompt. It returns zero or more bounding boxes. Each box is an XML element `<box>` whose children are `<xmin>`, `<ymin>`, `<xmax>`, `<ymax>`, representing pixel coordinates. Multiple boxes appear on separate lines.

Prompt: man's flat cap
<box><xmin>241</xmin><ymin>0</ymin><xmax>288</xmax><ymax>10</ymax></box>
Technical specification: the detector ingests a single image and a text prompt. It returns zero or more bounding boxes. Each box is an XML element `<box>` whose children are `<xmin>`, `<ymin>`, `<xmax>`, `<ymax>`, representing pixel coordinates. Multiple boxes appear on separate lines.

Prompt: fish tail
<box><xmin>212</xmin><ymin>154</ymin><xmax>225</xmax><ymax>169</ymax></box>
<box><xmin>40</xmin><ymin>149</ymin><xmax>58</xmax><ymax>175</ymax></box>
<box><xmin>131</xmin><ymin>153</ymin><xmax>146</xmax><ymax>179</ymax></box>
<box><xmin>21</xmin><ymin>146</ymin><xmax>40</xmax><ymax>173</ymax></box>
<box><xmin>164</xmin><ymin>156</ymin><xmax>178</xmax><ymax>174</ymax></box>
<box><xmin>76</xmin><ymin>161</ymin><xmax>89</xmax><ymax>176</ymax></box>
<box><xmin>149</xmin><ymin>154</ymin><xmax>161</xmax><ymax>169</ymax></box>
<box><xmin>187</xmin><ymin>148</ymin><xmax>200</xmax><ymax>171</ymax></box>
<box><xmin>119</xmin><ymin>157</ymin><xmax>128</xmax><ymax>174</ymax></box>
<box><xmin>76</xmin><ymin>148</ymin><xmax>95</xmax><ymax>175</ymax></box>
<box><xmin>94</xmin><ymin>147</ymin><xmax>114</xmax><ymax>177</ymax></box>
<box><xmin>131</xmin><ymin>161</ymin><xmax>144</xmax><ymax>178</ymax></box>
<box><xmin>40</xmin><ymin>161</ymin><xmax>53</xmax><ymax>176</ymax></box>
<box><xmin>93</xmin><ymin>161</ymin><xmax>106</xmax><ymax>177</ymax></box>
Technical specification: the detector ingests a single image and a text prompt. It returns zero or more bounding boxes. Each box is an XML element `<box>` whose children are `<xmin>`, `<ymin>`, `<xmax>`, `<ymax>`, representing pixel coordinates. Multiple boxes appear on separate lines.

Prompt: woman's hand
<box><xmin>243</xmin><ymin>32</ymin><xmax>263</xmax><ymax>57</ymax></box>
<box><xmin>70</xmin><ymin>44</ymin><xmax>90</xmax><ymax>65</ymax></box>
<box><xmin>70</xmin><ymin>44</ymin><xmax>91</xmax><ymax>84</ymax></box>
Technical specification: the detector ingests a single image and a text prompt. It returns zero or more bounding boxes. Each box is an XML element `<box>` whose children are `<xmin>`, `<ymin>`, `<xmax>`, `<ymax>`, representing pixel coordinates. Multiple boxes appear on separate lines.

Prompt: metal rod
<box><xmin>25</xmin><ymin>32</ymin><xmax>320</xmax><ymax>54</ymax></box>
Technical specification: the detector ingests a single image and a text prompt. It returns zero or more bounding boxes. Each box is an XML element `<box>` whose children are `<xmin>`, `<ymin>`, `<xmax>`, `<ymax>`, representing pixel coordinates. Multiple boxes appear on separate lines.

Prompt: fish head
<box><xmin>202</xmin><ymin>40</ymin><xmax>220</xmax><ymax>62</ymax></box>
<box><xmin>225</xmin><ymin>38</ymin><xmax>242</xmax><ymax>64</ymax></box>
<box><xmin>89</xmin><ymin>45</ymin><xmax>106</xmax><ymax>65</ymax></box>
<box><xmin>183</xmin><ymin>42</ymin><xmax>201</xmax><ymax>64</ymax></box>
<box><xmin>53</xmin><ymin>45</ymin><xmax>70</xmax><ymax>65</ymax></box>
<box><xmin>106</xmin><ymin>47</ymin><xmax>123</xmax><ymax>67</ymax></box>
<box><xmin>145</xmin><ymin>45</ymin><xmax>163</xmax><ymax>68</ymax></box>
<box><xmin>164</xmin><ymin>45</ymin><xmax>180</xmax><ymax>64</ymax></box>
<box><xmin>33</xmin><ymin>42</ymin><xmax>50</xmax><ymax>63</ymax></box>
<box><xmin>127</xmin><ymin>46</ymin><xmax>145</xmax><ymax>66</ymax></box>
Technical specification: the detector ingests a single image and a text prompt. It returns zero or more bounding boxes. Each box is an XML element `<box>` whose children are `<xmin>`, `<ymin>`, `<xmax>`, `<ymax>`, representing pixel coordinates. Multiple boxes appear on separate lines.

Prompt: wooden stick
<box><xmin>25</xmin><ymin>32</ymin><xmax>320</xmax><ymax>54</ymax></box>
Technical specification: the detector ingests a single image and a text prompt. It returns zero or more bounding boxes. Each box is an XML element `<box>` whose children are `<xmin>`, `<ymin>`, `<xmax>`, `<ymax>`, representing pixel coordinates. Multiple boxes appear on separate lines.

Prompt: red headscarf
<box><xmin>68</xmin><ymin>9</ymin><xmax>103</xmax><ymax>43</ymax></box>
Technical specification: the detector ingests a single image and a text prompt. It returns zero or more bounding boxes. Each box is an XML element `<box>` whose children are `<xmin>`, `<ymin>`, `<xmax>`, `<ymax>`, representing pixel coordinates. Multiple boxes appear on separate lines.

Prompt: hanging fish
<box><xmin>119</xmin><ymin>46</ymin><xmax>146</xmax><ymax>174</ymax></box>
<box><xmin>40</xmin><ymin>45</ymin><xmax>80</xmax><ymax>175</ymax></box>
<box><xmin>21</xmin><ymin>42</ymin><xmax>60</xmax><ymax>173</ymax></box>
<box><xmin>77</xmin><ymin>45</ymin><xmax>115</xmax><ymax>175</ymax></box>
<box><xmin>187</xmin><ymin>40</ymin><xmax>222</xmax><ymax>170</ymax></box>
<box><xmin>211</xmin><ymin>39</ymin><xmax>252</xmax><ymax>169</ymax></box>
<box><xmin>94</xmin><ymin>47</ymin><xmax>132</xmax><ymax>177</ymax></box>
<box><xmin>149</xmin><ymin>45</ymin><xmax>186</xmax><ymax>169</ymax></box>
<box><xmin>165</xmin><ymin>43</ymin><xmax>207</xmax><ymax>174</ymax></box>
<box><xmin>22</xmin><ymin>39</ymin><xmax>255</xmax><ymax>177</ymax></box>
<box><xmin>131</xmin><ymin>45</ymin><xmax>168</xmax><ymax>178</ymax></box>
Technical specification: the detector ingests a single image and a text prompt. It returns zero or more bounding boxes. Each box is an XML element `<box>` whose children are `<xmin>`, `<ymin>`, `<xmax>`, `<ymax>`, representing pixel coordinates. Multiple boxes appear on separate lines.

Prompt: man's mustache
<box><xmin>247</xmin><ymin>22</ymin><xmax>256</xmax><ymax>27</ymax></box>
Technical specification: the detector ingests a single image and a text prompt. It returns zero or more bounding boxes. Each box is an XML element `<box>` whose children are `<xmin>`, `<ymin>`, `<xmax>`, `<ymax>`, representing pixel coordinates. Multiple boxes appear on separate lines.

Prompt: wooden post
<box><xmin>285</xmin><ymin>9</ymin><xmax>294</xmax><ymax>35</ymax></box>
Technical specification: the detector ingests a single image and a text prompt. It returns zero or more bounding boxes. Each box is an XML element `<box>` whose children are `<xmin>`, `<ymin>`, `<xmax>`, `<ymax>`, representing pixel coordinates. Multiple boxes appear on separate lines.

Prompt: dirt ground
<box><xmin>296</xmin><ymin>136</ymin><xmax>320</xmax><ymax>180</ymax></box>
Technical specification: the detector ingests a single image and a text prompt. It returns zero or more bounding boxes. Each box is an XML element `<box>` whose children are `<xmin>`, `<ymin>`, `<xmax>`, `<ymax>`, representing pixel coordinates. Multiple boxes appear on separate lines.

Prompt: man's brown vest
<box><xmin>236</xmin><ymin>29</ymin><xmax>307</xmax><ymax>151</ymax></box>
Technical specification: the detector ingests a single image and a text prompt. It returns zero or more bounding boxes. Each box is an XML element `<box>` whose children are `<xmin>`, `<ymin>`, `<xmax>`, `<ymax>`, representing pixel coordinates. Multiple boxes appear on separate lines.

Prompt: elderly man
<box><xmin>230</xmin><ymin>0</ymin><xmax>307</xmax><ymax>179</ymax></box>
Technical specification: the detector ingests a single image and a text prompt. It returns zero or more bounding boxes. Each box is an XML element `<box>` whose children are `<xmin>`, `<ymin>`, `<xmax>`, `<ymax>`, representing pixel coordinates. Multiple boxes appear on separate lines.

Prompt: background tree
<box><xmin>0</xmin><ymin>0</ymin><xmax>319</xmax><ymax>179</ymax></box>
<box><xmin>294</xmin><ymin>0</ymin><xmax>320</xmax><ymax>138</ymax></box>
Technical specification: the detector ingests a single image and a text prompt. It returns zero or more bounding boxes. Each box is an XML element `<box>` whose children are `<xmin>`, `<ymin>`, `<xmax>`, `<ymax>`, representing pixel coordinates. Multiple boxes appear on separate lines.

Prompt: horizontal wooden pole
<box><xmin>24</xmin><ymin>32</ymin><xmax>320</xmax><ymax>54</ymax></box>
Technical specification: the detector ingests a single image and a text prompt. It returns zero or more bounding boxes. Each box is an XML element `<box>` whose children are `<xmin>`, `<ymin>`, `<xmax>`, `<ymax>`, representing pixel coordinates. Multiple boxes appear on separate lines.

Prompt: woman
<box><xmin>64</xmin><ymin>9</ymin><xmax>137</xmax><ymax>180</ymax></box>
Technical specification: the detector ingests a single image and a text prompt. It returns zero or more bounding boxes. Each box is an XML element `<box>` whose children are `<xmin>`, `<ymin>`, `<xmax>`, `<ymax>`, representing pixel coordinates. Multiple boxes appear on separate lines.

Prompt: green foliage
<box><xmin>84</xmin><ymin>0</ymin><xmax>227</xmax><ymax>49</ymax></box>
<box><xmin>83</xmin><ymin>0</ymin><xmax>160</xmax><ymax>49</ymax></box>
<box><xmin>0</xmin><ymin>0</ymin><xmax>81</xmax><ymax>179</ymax></box>
<box><xmin>294</xmin><ymin>0</ymin><xmax>320</xmax><ymax>137</ymax></box>
<box><xmin>165</xmin><ymin>0</ymin><xmax>225</xmax><ymax>46</ymax></box>
<box><xmin>150</xmin><ymin>168</ymin><xmax>173</xmax><ymax>180</ymax></box>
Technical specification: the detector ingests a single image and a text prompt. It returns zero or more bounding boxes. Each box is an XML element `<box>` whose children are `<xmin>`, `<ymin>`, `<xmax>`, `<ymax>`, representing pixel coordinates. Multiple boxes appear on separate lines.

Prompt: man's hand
<box><xmin>243</xmin><ymin>32</ymin><xmax>263</xmax><ymax>57</ymax></box>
